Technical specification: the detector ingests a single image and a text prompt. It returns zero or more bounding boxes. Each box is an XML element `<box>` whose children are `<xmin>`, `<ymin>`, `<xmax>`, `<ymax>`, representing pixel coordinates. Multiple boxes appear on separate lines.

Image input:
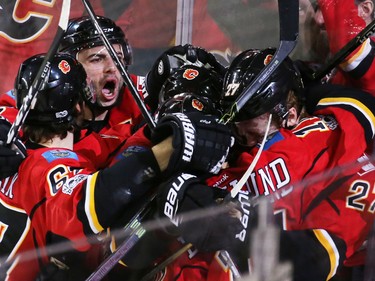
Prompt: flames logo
<box><xmin>183</xmin><ymin>68</ymin><xmax>199</xmax><ymax>80</ymax></box>
<box><xmin>58</xmin><ymin>60</ymin><xmax>71</xmax><ymax>74</ymax></box>
<box><xmin>192</xmin><ymin>99</ymin><xmax>204</xmax><ymax>111</ymax></box>
<box><xmin>264</xmin><ymin>54</ymin><xmax>273</xmax><ymax>66</ymax></box>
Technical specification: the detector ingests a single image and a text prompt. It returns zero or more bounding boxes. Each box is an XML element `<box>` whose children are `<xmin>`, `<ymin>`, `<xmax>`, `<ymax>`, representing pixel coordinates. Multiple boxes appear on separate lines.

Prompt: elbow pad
<box><xmin>94</xmin><ymin>149</ymin><xmax>161</xmax><ymax>227</ymax></box>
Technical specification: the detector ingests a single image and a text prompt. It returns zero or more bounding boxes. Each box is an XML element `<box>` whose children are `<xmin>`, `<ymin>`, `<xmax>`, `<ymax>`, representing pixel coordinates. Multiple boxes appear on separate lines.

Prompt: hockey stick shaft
<box><xmin>140</xmin><ymin>243</ymin><xmax>193</xmax><ymax>281</ymax></box>
<box><xmin>312</xmin><ymin>17</ymin><xmax>375</xmax><ymax>81</ymax></box>
<box><xmin>5</xmin><ymin>0</ymin><xmax>71</xmax><ymax>155</ymax></box>
<box><xmin>85</xmin><ymin>193</ymin><xmax>156</xmax><ymax>281</ymax></box>
<box><xmin>220</xmin><ymin>0</ymin><xmax>299</xmax><ymax>125</ymax></box>
<box><xmin>86</xmin><ymin>219</ymin><xmax>147</xmax><ymax>281</ymax></box>
<box><xmin>81</xmin><ymin>0</ymin><xmax>156</xmax><ymax>129</ymax></box>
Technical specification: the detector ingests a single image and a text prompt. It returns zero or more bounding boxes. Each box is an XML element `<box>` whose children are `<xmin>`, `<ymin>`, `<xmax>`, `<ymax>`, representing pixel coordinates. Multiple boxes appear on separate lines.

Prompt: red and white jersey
<box><xmin>159</xmin><ymin>86</ymin><xmax>375</xmax><ymax>281</ymax></box>
<box><xmin>274</xmin><ymin>156</ymin><xmax>375</xmax><ymax>268</ymax></box>
<box><xmin>0</xmin><ymin>147</ymin><xmax>109</xmax><ymax>280</ymax></box>
<box><xmin>318</xmin><ymin>0</ymin><xmax>375</xmax><ymax>95</ymax></box>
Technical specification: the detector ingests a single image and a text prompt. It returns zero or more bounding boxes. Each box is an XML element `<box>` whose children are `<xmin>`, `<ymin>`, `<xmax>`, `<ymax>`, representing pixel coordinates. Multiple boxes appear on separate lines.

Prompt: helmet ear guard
<box><xmin>222</xmin><ymin>48</ymin><xmax>304</xmax><ymax>122</ymax></box>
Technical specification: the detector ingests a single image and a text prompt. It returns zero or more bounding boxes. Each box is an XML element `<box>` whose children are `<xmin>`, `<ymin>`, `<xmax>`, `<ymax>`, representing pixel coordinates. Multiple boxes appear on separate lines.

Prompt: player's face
<box><xmin>76</xmin><ymin>44</ymin><xmax>125</xmax><ymax>108</ymax></box>
<box><xmin>298</xmin><ymin>0</ymin><xmax>329</xmax><ymax>62</ymax></box>
<box><xmin>232</xmin><ymin>112</ymin><xmax>280</xmax><ymax>148</ymax></box>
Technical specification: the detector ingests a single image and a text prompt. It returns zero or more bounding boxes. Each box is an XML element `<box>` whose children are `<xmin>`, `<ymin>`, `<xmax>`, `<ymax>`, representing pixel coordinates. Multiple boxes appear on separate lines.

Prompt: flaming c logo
<box><xmin>192</xmin><ymin>99</ymin><xmax>204</xmax><ymax>111</ymax></box>
<box><xmin>264</xmin><ymin>54</ymin><xmax>273</xmax><ymax>66</ymax></box>
<box><xmin>183</xmin><ymin>68</ymin><xmax>199</xmax><ymax>80</ymax></box>
<box><xmin>58</xmin><ymin>60</ymin><xmax>71</xmax><ymax>74</ymax></box>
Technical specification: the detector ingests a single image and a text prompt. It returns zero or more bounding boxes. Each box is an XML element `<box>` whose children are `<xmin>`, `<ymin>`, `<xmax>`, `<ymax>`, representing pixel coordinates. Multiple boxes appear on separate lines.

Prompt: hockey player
<box><xmin>154</xmin><ymin>47</ymin><xmax>375</xmax><ymax>281</ymax></box>
<box><xmin>0</xmin><ymin>53</ymin><xmax>233</xmax><ymax>281</ymax></box>
<box><xmin>58</xmin><ymin>15</ymin><xmax>145</xmax><ymax>133</ymax></box>
<box><xmin>0</xmin><ymin>16</ymin><xmax>141</xmax><ymax>170</ymax></box>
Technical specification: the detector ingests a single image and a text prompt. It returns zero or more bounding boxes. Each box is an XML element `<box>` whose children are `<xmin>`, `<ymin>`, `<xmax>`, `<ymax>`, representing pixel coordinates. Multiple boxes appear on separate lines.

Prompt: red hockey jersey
<box><xmin>159</xmin><ymin>86</ymin><xmax>375</xmax><ymax>281</ymax></box>
<box><xmin>0</xmin><ymin>147</ymin><xmax>99</xmax><ymax>280</ymax></box>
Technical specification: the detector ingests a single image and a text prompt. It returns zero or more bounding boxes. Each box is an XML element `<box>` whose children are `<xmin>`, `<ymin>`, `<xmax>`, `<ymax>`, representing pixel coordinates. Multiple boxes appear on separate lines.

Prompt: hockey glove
<box><xmin>145</xmin><ymin>44</ymin><xmax>226</xmax><ymax>113</ymax></box>
<box><xmin>156</xmin><ymin>172</ymin><xmax>244</xmax><ymax>252</ymax></box>
<box><xmin>0</xmin><ymin>117</ymin><xmax>26</xmax><ymax>179</ymax></box>
<box><xmin>152</xmin><ymin>112</ymin><xmax>234</xmax><ymax>175</ymax></box>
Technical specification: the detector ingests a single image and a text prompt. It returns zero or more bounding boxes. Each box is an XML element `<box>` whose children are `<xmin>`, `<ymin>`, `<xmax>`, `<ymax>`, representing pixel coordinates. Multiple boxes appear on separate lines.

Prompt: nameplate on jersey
<box><xmin>42</xmin><ymin>149</ymin><xmax>78</xmax><ymax>163</ymax></box>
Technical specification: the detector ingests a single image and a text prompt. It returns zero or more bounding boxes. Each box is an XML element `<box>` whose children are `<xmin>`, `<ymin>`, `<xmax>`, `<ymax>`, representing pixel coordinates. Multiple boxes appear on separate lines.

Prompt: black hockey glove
<box><xmin>152</xmin><ymin>112</ymin><xmax>234</xmax><ymax>175</ymax></box>
<box><xmin>0</xmin><ymin>117</ymin><xmax>26</xmax><ymax>179</ymax></box>
<box><xmin>156</xmin><ymin>172</ymin><xmax>244</xmax><ymax>252</ymax></box>
<box><xmin>145</xmin><ymin>44</ymin><xmax>226</xmax><ymax>113</ymax></box>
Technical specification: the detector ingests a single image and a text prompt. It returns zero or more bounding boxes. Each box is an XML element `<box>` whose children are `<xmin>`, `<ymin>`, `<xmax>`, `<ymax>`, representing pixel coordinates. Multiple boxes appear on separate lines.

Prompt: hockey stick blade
<box><xmin>81</xmin><ymin>0</ymin><xmax>156</xmax><ymax>129</ymax></box>
<box><xmin>220</xmin><ymin>0</ymin><xmax>298</xmax><ymax>125</ymax></box>
<box><xmin>5</xmin><ymin>0</ymin><xmax>71</xmax><ymax>155</ymax></box>
<box><xmin>313</xmin><ymin>17</ymin><xmax>375</xmax><ymax>81</ymax></box>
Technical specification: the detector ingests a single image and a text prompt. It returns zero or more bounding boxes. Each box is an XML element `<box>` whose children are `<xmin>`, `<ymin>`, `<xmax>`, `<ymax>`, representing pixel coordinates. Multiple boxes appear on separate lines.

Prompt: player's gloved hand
<box><xmin>0</xmin><ymin>117</ymin><xmax>26</xmax><ymax>179</ymax></box>
<box><xmin>152</xmin><ymin>112</ymin><xmax>234</xmax><ymax>175</ymax></box>
<box><xmin>145</xmin><ymin>44</ymin><xmax>226</xmax><ymax>113</ymax></box>
<box><xmin>156</xmin><ymin>172</ymin><xmax>244</xmax><ymax>252</ymax></box>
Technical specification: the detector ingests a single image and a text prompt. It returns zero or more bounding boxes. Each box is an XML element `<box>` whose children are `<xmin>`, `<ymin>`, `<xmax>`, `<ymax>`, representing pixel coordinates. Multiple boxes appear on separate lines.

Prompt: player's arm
<box><xmin>279</xmin><ymin>228</ymin><xmax>346</xmax><ymax>281</ymax></box>
<box><xmin>80</xmin><ymin>112</ymin><xmax>233</xmax><ymax>233</ymax></box>
<box><xmin>305</xmin><ymin>83</ymin><xmax>375</xmax><ymax>144</ymax></box>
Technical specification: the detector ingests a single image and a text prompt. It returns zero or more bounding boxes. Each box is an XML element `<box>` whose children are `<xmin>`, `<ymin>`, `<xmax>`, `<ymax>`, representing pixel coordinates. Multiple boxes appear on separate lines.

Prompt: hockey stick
<box><xmin>81</xmin><ymin>0</ymin><xmax>156</xmax><ymax>129</ymax></box>
<box><xmin>220</xmin><ymin>0</ymin><xmax>299</xmax><ymax>125</ymax></box>
<box><xmin>88</xmin><ymin>1</ymin><xmax>298</xmax><ymax>278</ymax></box>
<box><xmin>86</xmin><ymin>218</ymin><xmax>147</xmax><ymax>281</ymax></box>
<box><xmin>85</xmin><ymin>193</ymin><xmax>157</xmax><ymax>281</ymax></box>
<box><xmin>140</xmin><ymin>243</ymin><xmax>193</xmax><ymax>281</ymax></box>
<box><xmin>312</xmin><ymin>17</ymin><xmax>375</xmax><ymax>81</ymax></box>
<box><xmin>5</xmin><ymin>0</ymin><xmax>71</xmax><ymax>157</ymax></box>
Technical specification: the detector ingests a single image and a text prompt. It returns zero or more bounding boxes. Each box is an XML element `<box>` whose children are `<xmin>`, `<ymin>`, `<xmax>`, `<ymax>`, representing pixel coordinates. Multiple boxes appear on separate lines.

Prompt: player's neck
<box><xmin>39</xmin><ymin>131</ymin><xmax>74</xmax><ymax>150</ymax></box>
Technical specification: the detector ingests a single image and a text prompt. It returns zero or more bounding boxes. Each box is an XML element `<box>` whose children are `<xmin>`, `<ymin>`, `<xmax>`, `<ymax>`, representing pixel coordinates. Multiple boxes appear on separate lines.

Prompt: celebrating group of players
<box><xmin>0</xmin><ymin>2</ymin><xmax>375</xmax><ymax>281</ymax></box>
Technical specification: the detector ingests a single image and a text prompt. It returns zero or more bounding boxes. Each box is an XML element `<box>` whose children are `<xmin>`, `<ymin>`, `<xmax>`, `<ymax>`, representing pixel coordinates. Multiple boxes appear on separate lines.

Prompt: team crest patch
<box><xmin>58</xmin><ymin>60</ymin><xmax>71</xmax><ymax>74</ymax></box>
<box><xmin>42</xmin><ymin>149</ymin><xmax>78</xmax><ymax>163</ymax></box>
<box><xmin>183</xmin><ymin>68</ymin><xmax>199</xmax><ymax>80</ymax></box>
<box><xmin>191</xmin><ymin>99</ymin><xmax>204</xmax><ymax>111</ymax></box>
<box><xmin>264</xmin><ymin>54</ymin><xmax>273</xmax><ymax>65</ymax></box>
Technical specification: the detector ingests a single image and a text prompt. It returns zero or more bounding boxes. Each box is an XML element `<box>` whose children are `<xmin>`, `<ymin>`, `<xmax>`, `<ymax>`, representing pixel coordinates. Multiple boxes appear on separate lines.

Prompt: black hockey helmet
<box><xmin>144</xmin><ymin>44</ymin><xmax>226</xmax><ymax>113</ymax></box>
<box><xmin>15</xmin><ymin>53</ymin><xmax>88</xmax><ymax>125</ymax></box>
<box><xmin>59</xmin><ymin>16</ymin><xmax>132</xmax><ymax>65</ymax></box>
<box><xmin>222</xmin><ymin>48</ymin><xmax>304</xmax><ymax>121</ymax></box>
<box><xmin>157</xmin><ymin>65</ymin><xmax>223</xmax><ymax>118</ymax></box>
<box><xmin>154</xmin><ymin>65</ymin><xmax>223</xmax><ymax>121</ymax></box>
<box><xmin>159</xmin><ymin>64</ymin><xmax>223</xmax><ymax>104</ymax></box>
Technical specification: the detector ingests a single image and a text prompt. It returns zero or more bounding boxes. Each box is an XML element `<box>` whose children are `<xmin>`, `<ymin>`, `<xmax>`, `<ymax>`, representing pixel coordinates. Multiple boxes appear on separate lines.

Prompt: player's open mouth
<box><xmin>101</xmin><ymin>79</ymin><xmax>117</xmax><ymax>101</ymax></box>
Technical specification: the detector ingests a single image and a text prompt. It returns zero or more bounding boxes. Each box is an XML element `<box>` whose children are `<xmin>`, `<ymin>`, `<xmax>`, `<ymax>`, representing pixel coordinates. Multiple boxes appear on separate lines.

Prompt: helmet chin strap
<box><xmin>230</xmin><ymin>113</ymin><xmax>273</xmax><ymax>198</ymax></box>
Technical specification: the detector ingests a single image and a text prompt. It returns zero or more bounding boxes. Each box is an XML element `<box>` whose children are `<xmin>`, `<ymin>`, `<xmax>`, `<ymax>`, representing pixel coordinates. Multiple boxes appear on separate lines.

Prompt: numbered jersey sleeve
<box><xmin>274</xmin><ymin>155</ymin><xmax>375</xmax><ymax>259</ymax></box>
